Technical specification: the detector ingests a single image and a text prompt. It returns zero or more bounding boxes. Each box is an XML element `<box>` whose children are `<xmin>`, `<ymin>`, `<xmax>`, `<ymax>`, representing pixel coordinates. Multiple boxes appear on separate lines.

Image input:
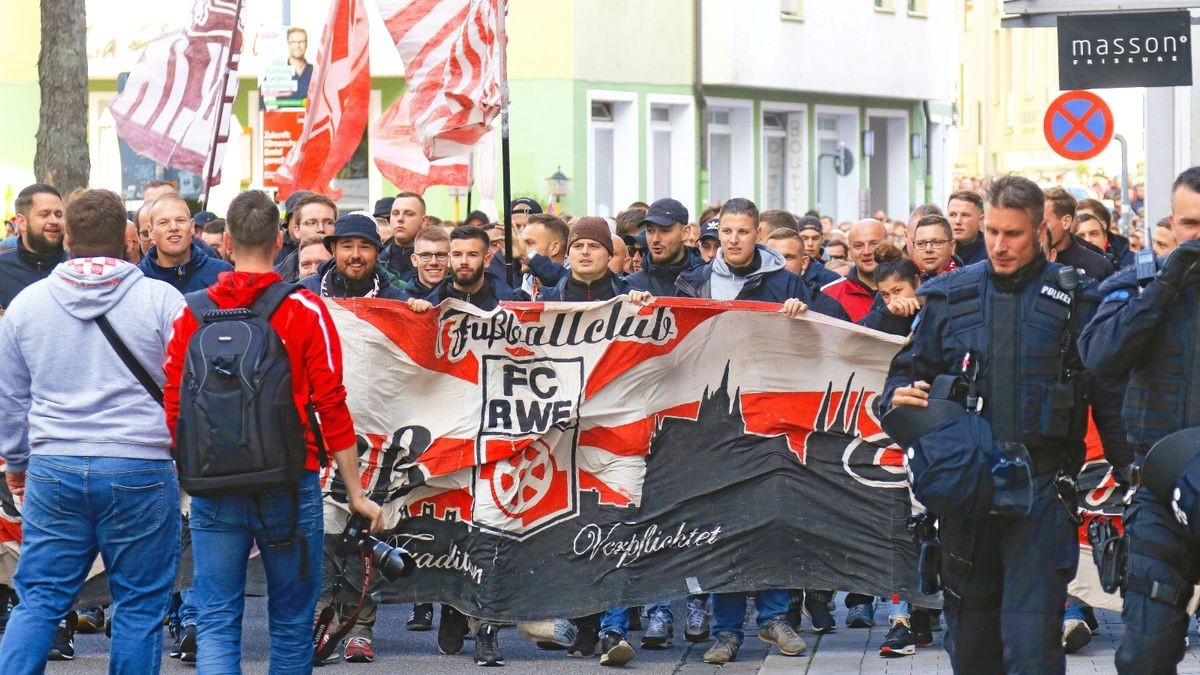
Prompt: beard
<box><xmin>25</xmin><ymin>228</ymin><xmax>63</xmax><ymax>256</ymax></box>
<box><xmin>454</xmin><ymin>265</ymin><xmax>484</xmax><ymax>288</ymax></box>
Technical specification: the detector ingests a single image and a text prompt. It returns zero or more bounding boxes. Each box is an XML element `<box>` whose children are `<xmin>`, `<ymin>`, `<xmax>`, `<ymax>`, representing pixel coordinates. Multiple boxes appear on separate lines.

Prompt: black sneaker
<box><xmin>48</xmin><ymin>612</ymin><xmax>77</xmax><ymax>661</ymax></box>
<box><xmin>474</xmin><ymin>623</ymin><xmax>505</xmax><ymax>667</ymax></box>
<box><xmin>599</xmin><ymin>630</ymin><xmax>635</xmax><ymax>667</ymax></box>
<box><xmin>169</xmin><ymin>624</ymin><xmax>184</xmax><ymax>659</ymax></box>
<box><xmin>910</xmin><ymin>610</ymin><xmax>934</xmax><ymax>648</ymax></box>
<box><xmin>567</xmin><ymin>623</ymin><xmax>600</xmax><ymax>658</ymax></box>
<box><xmin>803</xmin><ymin>593</ymin><xmax>836</xmax><ymax>634</ymax></box>
<box><xmin>438</xmin><ymin>605</ymin><xmax>469</xmax><ymax>655</ymax></box>
<box><xmin>178</xmin><ymin>624</ymin><xmax>197</xmax><ymax>662</ymax></box>
<box><xmin>879</xmin><ymin>620</ymin><xmax>917</xmax><ymax>658</ymax></box>
<box><xmin>408</xmin><ymin>603</ymin><xmax>434</xmax><ymax>631</ymax></box>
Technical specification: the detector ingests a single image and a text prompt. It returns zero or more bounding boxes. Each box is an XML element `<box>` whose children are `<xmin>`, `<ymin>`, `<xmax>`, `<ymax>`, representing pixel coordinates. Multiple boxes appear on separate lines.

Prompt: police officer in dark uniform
<box><xmin>1078</xmin><ymin>165</ymin><xmax>1200</xmax><ymax>674</ymax></box>
<box><xmin>882</xmin><ymin>175</ymin><xmax>1100</xmax><ymax>674</ymax></box>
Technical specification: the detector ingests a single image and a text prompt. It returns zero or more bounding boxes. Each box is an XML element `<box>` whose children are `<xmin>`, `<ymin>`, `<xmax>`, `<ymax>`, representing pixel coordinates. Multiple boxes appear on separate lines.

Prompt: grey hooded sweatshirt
<box><xmin>0</xmin><ymin>258</ymin><xmax>184</xmax><ymax>472</ymax></box>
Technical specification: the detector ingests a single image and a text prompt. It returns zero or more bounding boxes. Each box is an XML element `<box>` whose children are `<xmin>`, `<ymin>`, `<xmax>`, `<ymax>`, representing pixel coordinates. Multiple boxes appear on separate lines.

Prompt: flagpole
<box><xmin>202</xmin><ymin>0</ymin><xmax>245</xmax><ymax>210</ymax></box>
<box><xmin>498</xmin><ymin>0</ymin><xmax>514</xmax><ymax>288</ymax></box>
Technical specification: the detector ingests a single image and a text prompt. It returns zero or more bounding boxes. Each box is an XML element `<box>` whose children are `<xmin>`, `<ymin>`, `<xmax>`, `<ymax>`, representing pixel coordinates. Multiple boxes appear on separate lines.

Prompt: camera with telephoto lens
<box><xmin>335</xmin><ymin>514</ymin><xmax>416</xmax><ymax>582</ymax></box>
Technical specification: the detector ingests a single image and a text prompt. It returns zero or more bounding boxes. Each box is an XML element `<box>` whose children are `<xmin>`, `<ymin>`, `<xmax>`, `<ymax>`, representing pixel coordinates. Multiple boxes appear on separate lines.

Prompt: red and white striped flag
<box><xmin>109</xmin><ymin>0</ymin><xmax>244</xmax><ymax>188</ymax></box>
<box><xmin>371</xmin><ymin>0</ymin><xmax>507</xmax><ymax>191</ymax></box>
<box><xmin>272</xmin><ymin>0</ymin><xmax>372</xmax><ymax>200</ymax></box>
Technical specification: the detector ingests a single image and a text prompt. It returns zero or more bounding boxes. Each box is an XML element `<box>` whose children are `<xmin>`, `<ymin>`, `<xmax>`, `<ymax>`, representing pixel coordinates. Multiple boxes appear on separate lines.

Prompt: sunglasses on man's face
<box><xmin>511</xmin><ymin>207</ymin><xmax>533</xmax><ymax>215</ymax></box>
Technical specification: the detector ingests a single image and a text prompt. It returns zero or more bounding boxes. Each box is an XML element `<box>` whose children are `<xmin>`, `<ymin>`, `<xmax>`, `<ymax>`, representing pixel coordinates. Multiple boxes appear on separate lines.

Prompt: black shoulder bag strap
<box><xmin>95</xmin><ymin>315</ymin><xmax>165</xmax><ymax>407</ymax></box>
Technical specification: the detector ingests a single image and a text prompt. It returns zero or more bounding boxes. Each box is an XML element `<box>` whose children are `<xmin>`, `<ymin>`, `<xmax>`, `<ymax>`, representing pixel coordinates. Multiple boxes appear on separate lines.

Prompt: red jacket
<box><xmin>821</xmin><ymin>267</ymin><xmax>878</xmax><ymax>323</ymax></box>
<box><xmin>164</xmin><ymin>271</ymin><xmax>356</xmax><ymax>471</ymax></box>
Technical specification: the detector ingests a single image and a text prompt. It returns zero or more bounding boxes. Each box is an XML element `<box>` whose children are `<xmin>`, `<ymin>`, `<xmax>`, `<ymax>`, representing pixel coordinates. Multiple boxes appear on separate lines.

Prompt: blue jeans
<box><xmin>711</xmin><ymin>589</ymin><xmax>791</xmax><ymax>644</ymax></box>
<box><xmin>190</xmin><ymin>471</ymin><xmax>323</xmax><ymax>675</ymax></box>
<box><xmin>577</xmin><ymin>607</ymin><xmax>630</xmax><ymax>636</ymax></box>
<box><xmin>0</xmin><ymin>456</ymin><xmax>179</xmax><ymax>675</ymax></box>
<box><xmin>169</xmin><ymin>587</ymin><xmax>197</xmax><ymax>629</ymax></box>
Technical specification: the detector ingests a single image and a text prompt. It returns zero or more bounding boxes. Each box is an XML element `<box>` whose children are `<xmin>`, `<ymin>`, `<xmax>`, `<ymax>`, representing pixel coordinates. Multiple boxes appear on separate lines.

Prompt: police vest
<box><xmin>943</xmin><ymin>262</ymin><xmax>1087</xmax><ymax>454</ymax></box>
<box><xmin>1123</xmin><ymin>286</ymin><xmax>1200</xmax><ymax>446</ymax></box>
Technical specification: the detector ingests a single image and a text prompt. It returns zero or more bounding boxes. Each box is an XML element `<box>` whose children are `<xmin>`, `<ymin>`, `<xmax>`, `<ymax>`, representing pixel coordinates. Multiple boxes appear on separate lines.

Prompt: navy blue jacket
<box><xmin>625</xmin><ymin>247</ymin><xmax>704</xmax><ymax>297</ymax></box>
<box><xmin>675</xmin><ymin>249</ymin><xmax>850</xmax><ymax>322</ymax></box>
<box><xmin>882</xmin><ymin>257</ymin><xmax>1101</xmax><ymax>456</ymax></box>
<box><xmin>542</xmin><ymin>272</ymin><xmax>631</xmax><ymax>302</ymax></box>
<box><xmin>137</xmin><ymin>242</ymin><xmax>232</xmax><ymax>293</ymax></box>
<box><xmin>1079</xmin><ymin>260</ymin><xmax>1194</xmax><ymax>453</ymax></box>
<box><xmin>801</xmin><ymin>259</ymin><xmax>842</xmax><ymax>297</ymax></box>
<box><xmin>380</xmin><ymin>243</ymin><xmax>416</xmax><ymax>283</ymax></box>
<box><xmin>956</xmin><ymin>235</ymin><xmax>988</xmax><ymax>266</ymax></box>
<box><xmin>299</xmin><ymin>259</ymin><xmax>408</xmax><ymax>300</ymax></box>
<box><xmin>857</xmin><ymin>303</ymin><xmax>916</xmax><ymax>337</ymax></box>
<box><xmin>0</xmin><ymin>244</ymin><xmax>66</xmax><ymax>310</ymax></box>
<box><xmin>424</xmin><ymin>272</ymin><xmax>518</xmax><ymax>311</ymax></box>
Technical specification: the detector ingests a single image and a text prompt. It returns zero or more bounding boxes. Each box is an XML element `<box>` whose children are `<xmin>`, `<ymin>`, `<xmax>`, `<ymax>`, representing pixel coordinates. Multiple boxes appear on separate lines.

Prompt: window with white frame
<box><xmin>588</xmin><ymin>95</ymin><xmax>637</xmax><ymax>217</ymax></box>
<box><xmin>706</xmin><ymin>104</ymin><xmax>752</xmax><ymax>205</ymax></box>
<box><xmin>645</xmin><ymin>99</ymin><xmax>695</xmax><ymax>206</ymax></box>
<box><xmin>591</xmin><ymin>102</ymin><xmax>616</xmax><ymax>217</ymax></box>
<box><xmin>763</xmin><ymin>112</ymin><xmax>787</xmax><ymax>210</ymax></box>
<box><xmin>650</xmin><ymin>106</ymin><xmax>672</xmax><ymax>202</ymax></box>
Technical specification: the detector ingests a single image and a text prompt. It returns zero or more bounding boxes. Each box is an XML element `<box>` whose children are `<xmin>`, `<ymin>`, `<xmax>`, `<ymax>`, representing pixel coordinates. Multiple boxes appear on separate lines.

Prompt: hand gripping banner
<box><xmin>317</xmin><ymin>296</ymin><xmax>932</xmax><ymax>620</ymax></box>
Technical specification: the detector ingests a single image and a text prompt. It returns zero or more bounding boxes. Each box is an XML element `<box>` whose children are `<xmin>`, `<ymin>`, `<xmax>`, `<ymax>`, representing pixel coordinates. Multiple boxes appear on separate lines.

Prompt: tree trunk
<box><xmin>35</xmin><ymin>0</ymin><xmax>89</xmax><ymax>195</ymax></box>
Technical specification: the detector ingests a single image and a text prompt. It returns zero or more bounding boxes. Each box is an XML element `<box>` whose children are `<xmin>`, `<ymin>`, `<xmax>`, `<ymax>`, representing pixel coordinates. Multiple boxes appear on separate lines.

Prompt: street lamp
<box><xmin>547</xmin><ymin>167</ymin><xmax>570</xmax><ymax>214</ymax></box>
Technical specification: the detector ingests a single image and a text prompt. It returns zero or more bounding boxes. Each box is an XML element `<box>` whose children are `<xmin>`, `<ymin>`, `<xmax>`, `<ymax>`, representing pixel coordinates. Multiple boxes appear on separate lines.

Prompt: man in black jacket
<box><xmin>0</xmin><ymin>184</ymin><xmax>67</xmax><ymax>313</ymax></box>
<box><xmin>300</xmin><ymin>213</ymin><xmax>407</xmax><ymax>300</ymax></box>
<box><xmin>626</xmin><ymin>198</ymin><xmax>702</xmax><ymax>297</ymax></box>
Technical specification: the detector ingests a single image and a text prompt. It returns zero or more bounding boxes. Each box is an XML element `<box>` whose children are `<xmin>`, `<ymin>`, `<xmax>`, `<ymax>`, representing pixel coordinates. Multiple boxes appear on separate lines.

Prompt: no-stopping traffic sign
<box><xmin>1044</xmin><ymin>90</ymin><xmax>1114</xmax><ymax>161</ymax></box>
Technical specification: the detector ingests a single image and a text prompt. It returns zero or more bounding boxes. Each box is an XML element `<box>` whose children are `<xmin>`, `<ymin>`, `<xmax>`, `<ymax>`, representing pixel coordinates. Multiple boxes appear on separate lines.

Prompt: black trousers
<box><xmin>1115</xmin><ymin>488</ymin><xmax>1199</xmax><ymax>675</ymax></box>
<box><xmin>939</xmin><ymin>474</ymin><xmax>1078</xmax><ymax>675</ymax></box>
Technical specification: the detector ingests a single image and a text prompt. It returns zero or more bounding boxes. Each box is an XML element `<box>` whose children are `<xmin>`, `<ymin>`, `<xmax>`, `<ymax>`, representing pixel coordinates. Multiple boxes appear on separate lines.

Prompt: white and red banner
<box><xmin>108</xmin><ymin>0</ymin><xmax>244</xmax><ymax>188</ymax></box>
<box><xmin>272</xmin><ymin>0</ymin><xmax>372</xmax><ymax>200</ymax></box>
<box><xmin>315</xmin><ymin>297</ymin><xmax>931</xmax><ymax>618</ymax></box>
<box><xmin>369</xmin><ymin>0</ymin><xmax>505</xmax><ymax>192</ymax></box>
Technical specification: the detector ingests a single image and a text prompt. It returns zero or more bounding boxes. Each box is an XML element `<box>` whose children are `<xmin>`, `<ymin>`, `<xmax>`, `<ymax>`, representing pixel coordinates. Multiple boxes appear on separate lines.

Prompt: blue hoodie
<box><xmin>0</xmin><ymin>258</ymin><xmax>184</xmax><ymax>472</ymax></box>
<box><xmin>138</xmin><ymin>241</ymin><xmax>232</xmax><ymax>293</ymax></box>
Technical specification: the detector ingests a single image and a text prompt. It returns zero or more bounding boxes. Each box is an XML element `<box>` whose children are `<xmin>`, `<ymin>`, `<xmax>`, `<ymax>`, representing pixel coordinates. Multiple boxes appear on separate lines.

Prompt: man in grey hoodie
<box><xmin>0</xmin><ymin>189</ymin><xmax>184</xmax><ymax>673</ymax></box>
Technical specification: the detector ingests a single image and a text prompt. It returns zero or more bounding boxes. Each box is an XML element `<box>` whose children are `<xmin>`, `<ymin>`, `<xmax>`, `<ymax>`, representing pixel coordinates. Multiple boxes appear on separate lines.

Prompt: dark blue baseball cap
<box><xmin>323</xmin><ymin>212</ymin><xmax>383</xmax><ymax>252</ymax></box>
<box><xmin>373</xmin><ymin>197</ymin><xmax>395</xmax><ymax>218</ymax></box>
<box><xmin>640</xmin><ymin>198</ymin><xmax>689</xmax><ymax>228</ymax></box>
<box><xmin>699</xmin><ymin>218</ymin><xmax>720</xmax><ymax>242</ymax></box>
<box><xmin>193</xmin><ymin>211</ymin><xmax>218</xmax><ymax>227</ymax></box>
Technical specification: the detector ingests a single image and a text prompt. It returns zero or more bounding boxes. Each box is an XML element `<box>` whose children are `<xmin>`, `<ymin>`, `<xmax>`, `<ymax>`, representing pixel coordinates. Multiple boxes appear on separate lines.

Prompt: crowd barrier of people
<box><xmin>0</xmin><ymin>168</ymin><xmax>1194</xmax><ymax>674</ymax></box>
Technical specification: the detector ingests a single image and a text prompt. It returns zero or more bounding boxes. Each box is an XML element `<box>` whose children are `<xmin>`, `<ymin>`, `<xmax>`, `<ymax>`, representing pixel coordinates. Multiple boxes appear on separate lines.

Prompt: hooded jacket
<box><xmin>0</xmin><ymin>258</ymin><xmax>183</xmax><ymax>472</ymax></box>
<box><xmin>380</xmin><ymin>243</ymin><xmax>417</xmax><ymax>282</ymax></box>
<box><xmin>138</xmin><ymin>242</ymin><xmax>232</xmax><ymax>293</ymax></box>
<box><xmin>801</xmin><ymin>258</ymin><xmax>842</xmax><ymax>296</ymax></box>
<box><xmin>0</xmin><ymin>243</ymin><xmax>67</xmax><ymax>310</ymax></box>
<box><xmin>625</xmin><ymin>247</ymin><xmax>703</xmax><ymax>297</ymax></box>
<box><xmin>299</xmin><ymin>258</ymin><xmax>408</xmax><ymax>300</ymax></box>
<box><xmin>675</xmin><ymin>244</ymin><xmax>850</xmax><ymax>321</ymax></box>
<box><xmin>164</xmin><ymin>271</ymin><xmax>357</xmax><ymax>471</ymax></box>
<box><xmin>821</xmin><ymin>266</ymin><xmax>878</xmax><ymax>323</ymax></box>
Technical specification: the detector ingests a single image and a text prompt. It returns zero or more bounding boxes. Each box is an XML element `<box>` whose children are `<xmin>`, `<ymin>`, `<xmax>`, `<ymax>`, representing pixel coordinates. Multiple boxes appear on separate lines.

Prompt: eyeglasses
<box><xmin>300</xmin><ymin>219</ymin><xmax>336</xmax><ymax>229</ymax></box>
<box><xmin>912</xmin><ymin>239</ymin><xmax>950</xmax><ymax>250</ymax></box>
<box><xmin>415</xmin><ymin>252</ymin><xmax>449</xmax><ymax>262</ymax></box>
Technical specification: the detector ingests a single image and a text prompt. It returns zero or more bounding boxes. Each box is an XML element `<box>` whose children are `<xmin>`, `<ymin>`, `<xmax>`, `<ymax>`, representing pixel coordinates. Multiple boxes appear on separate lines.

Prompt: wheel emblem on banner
<box><xmin>490</xmin><ymin>439</ymin><xmax>556</xmax><ymax>517</ymax></box>
<box><xmin>1043</xmin><ymin>90</ymin><xmax>1114</xmax><ymax>162</ymax></box>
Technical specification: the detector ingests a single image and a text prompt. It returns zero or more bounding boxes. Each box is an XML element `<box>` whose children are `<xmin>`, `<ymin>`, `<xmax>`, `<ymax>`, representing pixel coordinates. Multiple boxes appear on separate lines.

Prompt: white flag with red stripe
<box><xmin>371</xmin><ymin>0</ymin><xmax>507</xmax><ymax>191</ymax></box>
<box><xmin>272</xmin><ymin>0</ymin><xmax>371</xmax><ymax>200</ymax></box>
<box><xmin>108</xmin><ymin>0</ymin><xmax>244</xmax><ymax>188</ymax></box>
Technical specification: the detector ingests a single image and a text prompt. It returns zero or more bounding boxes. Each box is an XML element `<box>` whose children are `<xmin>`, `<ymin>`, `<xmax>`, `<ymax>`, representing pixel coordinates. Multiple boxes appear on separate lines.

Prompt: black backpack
<box><xmin>174</xmin><ymin>282</ymin><xmax>310</xmax><ymax>497</ymax></box>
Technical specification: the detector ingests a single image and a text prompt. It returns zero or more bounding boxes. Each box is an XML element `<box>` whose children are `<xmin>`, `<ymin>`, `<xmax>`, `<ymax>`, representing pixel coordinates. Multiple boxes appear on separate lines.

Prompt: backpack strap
<box><xmin>250</xmin><ymin>281</ymin><xmax>301</xmax><ymax>320</ymax></box>
<box><xmin>184</xmin><ymin>289</ymin><xmax>218</xmax><ymax>325</ymax></box>
<box><xmin>95</xmin><ymin>314</ymin><xmax>164</xmax><ymax>407</ymax></box>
